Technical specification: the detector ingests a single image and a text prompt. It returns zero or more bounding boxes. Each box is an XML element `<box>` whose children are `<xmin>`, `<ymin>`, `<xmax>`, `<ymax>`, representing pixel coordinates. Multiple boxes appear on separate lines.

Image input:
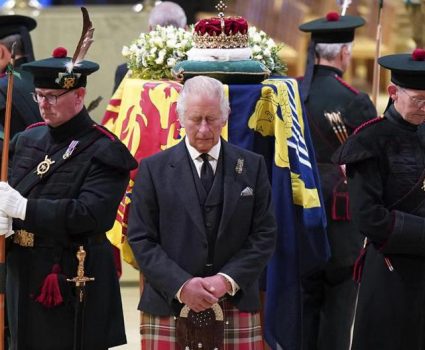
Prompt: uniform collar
<box><xmin>314</xmin><ymin>64</ymin><xmax>343</xmax><ymax>78</ymax></box>
<box><xmin>49</xmin><ymin>107</ymin><xmax>93</xmax><ymax>142</ymax></box>
<box><xmin>386</xmin><ymin>104</ymin><xmax>418</xmax><ymax>132</ymax></box>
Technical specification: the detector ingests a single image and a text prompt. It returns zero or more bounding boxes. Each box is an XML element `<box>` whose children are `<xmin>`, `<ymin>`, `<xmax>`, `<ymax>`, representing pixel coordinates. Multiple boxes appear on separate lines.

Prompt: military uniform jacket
<box><xmin>304</xmin><ymin>65</ymin><xmax>377</xmax><ymax>274</ymax></box>
<box><xmin>7</xmin><ymin>109</ymin><xmax>137</xmax><ymax>350</ymax></box>
<box><xmin>0</xmin><ymin>58</ymin><xmax>42</xmax><ymax>138</ymax></box>
<box><xmin>333</xmin><ymin>105</ymin><xmax>425</xmax><ymax>350</ymax></box>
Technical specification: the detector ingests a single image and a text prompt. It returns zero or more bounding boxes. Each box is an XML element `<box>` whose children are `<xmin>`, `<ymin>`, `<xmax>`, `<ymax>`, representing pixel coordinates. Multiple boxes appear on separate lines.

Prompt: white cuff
<box><xmin>176</xmin><ymin>279</ymin><xmax>191</xmax><ymax>303</ymax></box>
<box><xmin>17</xmin><ymin>198</ymin><xmax>27</xmax><ymax>220</ymax></box>
<box><xmin>218</xmin><ymin>272</ymin><xmax>240</xmax><ymax>296</ymax></box>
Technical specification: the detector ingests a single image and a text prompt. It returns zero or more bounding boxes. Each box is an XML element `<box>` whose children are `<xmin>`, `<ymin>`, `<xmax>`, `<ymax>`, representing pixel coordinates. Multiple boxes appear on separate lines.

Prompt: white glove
<box><xmin>0</xmin><ymin>211</ymin><xmax>14</xmax><ymax>237</ymax></box>
<box><xmin>0</xmin><ymin>182</ymin><xmax>27</xmax><ymax>220</ymax></box>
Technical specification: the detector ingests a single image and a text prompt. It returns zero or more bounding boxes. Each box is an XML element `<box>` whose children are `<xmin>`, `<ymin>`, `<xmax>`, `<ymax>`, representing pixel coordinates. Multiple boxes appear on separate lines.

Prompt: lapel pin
<box><xmin>235</xmin><ymin>158</ymin><xmax>244</xmax><ymax>174</ymax></box>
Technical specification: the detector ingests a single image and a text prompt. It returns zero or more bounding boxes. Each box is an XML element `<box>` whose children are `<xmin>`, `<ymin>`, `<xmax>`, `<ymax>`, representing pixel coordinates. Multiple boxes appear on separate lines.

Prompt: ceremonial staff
<box><xmin>372</xmin><ymin>0</ymin><xmax>384</xmax><ymax>106</ymax></box>
<box><xmin>0</xmin><ymin>42</ymin><xmax>16</xmax><ymax>350</ymax></box>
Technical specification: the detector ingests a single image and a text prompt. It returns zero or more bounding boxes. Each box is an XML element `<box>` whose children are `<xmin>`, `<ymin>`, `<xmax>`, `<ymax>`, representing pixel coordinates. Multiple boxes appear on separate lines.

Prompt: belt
<box><xmin>13</xmin><ymin>230</ymin><xmax>106</xmax><ymax>248</ymax></box>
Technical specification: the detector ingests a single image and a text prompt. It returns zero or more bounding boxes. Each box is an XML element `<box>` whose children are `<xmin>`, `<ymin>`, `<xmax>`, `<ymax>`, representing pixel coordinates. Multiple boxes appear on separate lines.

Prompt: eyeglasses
<box><xmin>31</xmin><ymin>90</ymin><xmax>73</xmax><ymax>105</ymax></box>
<box><xmin>398</xmin><ymin>87</ymin><xmax>425</xmax><ymax>109</ymax></box>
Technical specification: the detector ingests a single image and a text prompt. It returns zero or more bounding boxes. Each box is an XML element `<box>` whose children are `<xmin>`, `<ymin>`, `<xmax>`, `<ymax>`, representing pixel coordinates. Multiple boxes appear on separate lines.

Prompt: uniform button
<box><xmin>205</xmin><ymin>207</ymin><xmax>211</xmax><ymax>212</ymax></box>
<box><xmin>205</xmin><ymin>222</ymin><xmax>212</xmax><ymax>228</ymax></box>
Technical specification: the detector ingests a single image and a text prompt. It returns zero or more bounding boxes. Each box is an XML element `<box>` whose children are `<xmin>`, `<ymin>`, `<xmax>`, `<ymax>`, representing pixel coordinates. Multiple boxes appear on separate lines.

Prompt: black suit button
<box><xmin>205</xmin><ymin>207</ymin><xmax>211</xmax><ymax>212</ymax></box>
<box><xmin>205</xmin><ymin>222</ymin><xmax>212</xmax><ymax>228</ymax></box>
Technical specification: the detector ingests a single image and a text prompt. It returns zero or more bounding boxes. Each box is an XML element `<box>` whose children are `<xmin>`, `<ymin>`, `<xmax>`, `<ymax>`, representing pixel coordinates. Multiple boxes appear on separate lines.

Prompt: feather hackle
<box><xmin>66</xmin><ymin>7</ymin><xmax>95</xmax><ymax>73</ymax></box>
<box><xmin>336</xmin><ymin>0</ymin><xmax>352</xmax><ymax>16</ymax></box>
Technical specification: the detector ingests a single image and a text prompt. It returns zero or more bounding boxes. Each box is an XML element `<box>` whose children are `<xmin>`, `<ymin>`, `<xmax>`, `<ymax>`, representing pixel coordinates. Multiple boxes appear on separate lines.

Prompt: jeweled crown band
<box><xmin>193</xmin><ymin>32</ymin><xmax>249</xmax><ymax>49</ymax></box>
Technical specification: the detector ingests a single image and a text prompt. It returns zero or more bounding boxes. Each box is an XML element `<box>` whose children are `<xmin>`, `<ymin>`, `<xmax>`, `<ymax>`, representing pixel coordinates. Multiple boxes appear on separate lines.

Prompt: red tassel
<box><xmin>35</xmin><ymin>264</ymin><xmax>64</xmax><ymax>308</ymax></box>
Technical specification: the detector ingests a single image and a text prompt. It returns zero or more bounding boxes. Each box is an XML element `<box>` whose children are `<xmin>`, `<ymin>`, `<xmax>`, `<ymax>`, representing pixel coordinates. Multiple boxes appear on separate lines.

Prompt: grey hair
<box><xmin>176</xmin><ymin>76</ymin><xmax>230</xmax><ymax>125</ymax></box>
<box><xmin>148</xmin><ymin>1</ymin><xmax>187</xmax><ymax>29</ymax></box>
<box><xmin>0</xmin><ymin>34</ymin><xmax>24</xmax><ymax>56</ymax></box>
<box><xmin>315</xmin><ymin>42</ymin><xmax>353</xmax><ymax>60</ymax></box>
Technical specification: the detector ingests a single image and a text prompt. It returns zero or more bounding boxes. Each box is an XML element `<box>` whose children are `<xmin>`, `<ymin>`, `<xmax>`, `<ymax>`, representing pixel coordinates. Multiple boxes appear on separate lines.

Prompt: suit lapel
<box><xmin>170</xmin><ymin>141</ymin><xmax>206</xmax><ymax>235</ymax></box>
<box><xmin>218</xmin><ymin>141</ymin><xmax>245</xmax><ymax>236</ymax></box>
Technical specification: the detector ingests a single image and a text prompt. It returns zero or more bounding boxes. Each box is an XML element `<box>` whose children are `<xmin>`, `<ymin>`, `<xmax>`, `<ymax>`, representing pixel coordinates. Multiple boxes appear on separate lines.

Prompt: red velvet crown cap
<box><xmin>195</xmin><ymin>16</ymin><xmax>248</xmax><ymax>36</ymax></box>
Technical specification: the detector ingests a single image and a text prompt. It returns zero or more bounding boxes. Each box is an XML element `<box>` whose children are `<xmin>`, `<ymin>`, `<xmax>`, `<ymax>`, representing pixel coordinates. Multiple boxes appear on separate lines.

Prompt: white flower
<box><xmin>155</xmin><ymin>56</ymin><xmax>164</xmax><ymax>65</ymax></box>
<box><xmin>167</xmin><ymin>57</ymin><xmax>176</xmax><ymax>67</ymax></box>
<box><xmin>121</xmin><ymin>46</ymin><xmax>130</xmax><ymax>57</ymax></box>
<box><xmin>263</xmin><ymin>48</ymin><xmax>271</xmax><ymax>58</ymax></box>
<box><xmin>124</xmin><ymin>24</ymin><xmax>286</xmax><ymax>80</ymax></box>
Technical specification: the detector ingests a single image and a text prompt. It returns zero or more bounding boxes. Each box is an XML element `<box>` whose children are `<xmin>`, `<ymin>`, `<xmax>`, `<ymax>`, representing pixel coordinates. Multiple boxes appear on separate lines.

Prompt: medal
<box><xmin>63</xmin><ymin>140</ymin><xmax>79</xmax><ymax>159</ymax></box>
<box><xmin>35</xmin><ymin>155</ymin><xmax>56</xmax><ymax>177</ymax></box>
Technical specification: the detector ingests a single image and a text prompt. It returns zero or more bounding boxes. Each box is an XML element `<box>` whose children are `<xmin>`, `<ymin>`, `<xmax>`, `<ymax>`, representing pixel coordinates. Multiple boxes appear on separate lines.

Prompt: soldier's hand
<box><xmin>0</xmin><ymin>210</ymin><xmax>13</xmax><ymax>237</ymax></box>
<box><xmin>202</xmin><ymin>275</ymin><xmax>230</xmax><ymax>299</ymax></box>
<box><xmin>180</xmin><ymin>277</ymin><xmax>218</xmax><ymax>312</ymax></box>
<box><xmin>0</xmin><ymin>182</ymin><xmax>27</xmax><ymax>220</ymax></box>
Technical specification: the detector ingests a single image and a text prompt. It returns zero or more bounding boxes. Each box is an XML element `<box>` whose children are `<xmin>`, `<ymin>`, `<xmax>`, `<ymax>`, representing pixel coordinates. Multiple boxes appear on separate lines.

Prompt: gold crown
<box><xmin>193</xmin><ymin>16</ymin><xmax>249</xmax><ymax>49</ymax></box>
<box><xmin>193</xmin><ymin>1</ymin><xmax>249</xmax><ymax>49</ymax></box>
<box><xmin>193</xmin><ymin>31</ymin><xmax>249</xmax><ymax>49</ymax></box>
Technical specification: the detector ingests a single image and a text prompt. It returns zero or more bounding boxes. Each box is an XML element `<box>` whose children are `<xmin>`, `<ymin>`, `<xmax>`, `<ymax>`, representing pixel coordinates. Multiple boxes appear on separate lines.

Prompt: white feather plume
<box><xmin>66</xmin><ymin>7</ymin><xmax>95</xmax><ymax>74</ymax></box>
<box><xmin>336</xmin><ymin>0</ymin><xmax>352</xmax><ymax>16</ymax></box>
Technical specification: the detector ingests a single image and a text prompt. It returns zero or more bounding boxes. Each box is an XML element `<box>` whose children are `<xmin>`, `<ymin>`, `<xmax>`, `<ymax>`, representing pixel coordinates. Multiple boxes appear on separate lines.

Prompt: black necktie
<box><xmin>200</xmin><ymin>153</ymin><xmax>214</xmax><ymax>193</ymax></box>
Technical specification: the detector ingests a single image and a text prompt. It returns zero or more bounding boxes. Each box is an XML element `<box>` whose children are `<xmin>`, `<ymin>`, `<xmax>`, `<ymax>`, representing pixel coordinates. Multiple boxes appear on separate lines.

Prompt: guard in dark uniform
<box><xmin>0</xmin><ymin>45</ymin><xmax>138</xmax><ymax>349</ymax></box>
<box><xmin>333</xmin><ymin>48</ymin><xmax>425</xmax><ymax>350</ymax></box>
<box><xmin>0</xmin><ymin>15</ymin><xmax>41</xmax><ymax>140</ymax></box>
<box><xmin>298</xmin><ymin>12</ymin><xmax>377</xmax><ymax>350</ymax></box>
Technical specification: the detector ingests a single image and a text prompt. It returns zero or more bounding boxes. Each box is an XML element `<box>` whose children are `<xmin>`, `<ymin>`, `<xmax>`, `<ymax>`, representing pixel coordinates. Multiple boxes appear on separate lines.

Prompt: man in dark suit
<box><xmin>298</xmin><ymin>13</ymin><xmax>377</xmax><ymax>350</ymax></box>
<box><xmin>128</xmin><ymin>75</ymin><xmax>277</xmax><ymax>349</ymax></box>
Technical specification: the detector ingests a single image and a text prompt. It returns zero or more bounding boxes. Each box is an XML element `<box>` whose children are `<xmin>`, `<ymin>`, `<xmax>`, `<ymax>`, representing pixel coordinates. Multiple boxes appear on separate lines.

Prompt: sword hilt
<box><xmin>67</xmin><ymin>245</ymin><xmax>95</xmax><ymax>302</ymax></box>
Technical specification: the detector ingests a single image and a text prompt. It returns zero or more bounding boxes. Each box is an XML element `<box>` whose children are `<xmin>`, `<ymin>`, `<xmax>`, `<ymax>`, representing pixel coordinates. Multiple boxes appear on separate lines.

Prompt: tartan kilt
<box><xmin>140</xmin><ymin>300</ymin><xmax>264</xmax><ymax>350</ymax></box>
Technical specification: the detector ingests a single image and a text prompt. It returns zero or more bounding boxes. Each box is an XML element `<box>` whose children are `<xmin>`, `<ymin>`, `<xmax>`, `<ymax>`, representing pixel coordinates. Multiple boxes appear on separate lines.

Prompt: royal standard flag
<box><xmin>228</xmin><ymin>78</ymin><xmax>329</xmax><ymax>350</ymax></box>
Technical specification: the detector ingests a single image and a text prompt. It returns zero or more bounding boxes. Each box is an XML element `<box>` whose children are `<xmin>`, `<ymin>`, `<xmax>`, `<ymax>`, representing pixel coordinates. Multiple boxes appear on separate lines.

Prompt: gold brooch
<box><xmin>35</xmin><ymin>155</ymin><xmax>56</xmax><ymax>177</ymax></box>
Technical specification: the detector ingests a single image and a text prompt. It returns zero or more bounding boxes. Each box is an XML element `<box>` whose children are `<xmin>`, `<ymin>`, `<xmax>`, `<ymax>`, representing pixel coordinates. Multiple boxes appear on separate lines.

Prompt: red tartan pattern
<box><xmin>140</xmin><ymin>301</ymin><xmax>264</xmax><ymax>350</ymax></box>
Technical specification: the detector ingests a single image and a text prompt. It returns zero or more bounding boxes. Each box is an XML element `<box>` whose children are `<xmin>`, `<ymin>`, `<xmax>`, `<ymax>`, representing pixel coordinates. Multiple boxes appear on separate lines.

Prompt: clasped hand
<box><xmin>0</xmin><ymin>182</ymin><xmax>27</xmax><ymax>220</ymax></box>
<box><xmin>180</xmin><ymin>275</ymin><xmax>230</xmax><ymax>312</ymax></box>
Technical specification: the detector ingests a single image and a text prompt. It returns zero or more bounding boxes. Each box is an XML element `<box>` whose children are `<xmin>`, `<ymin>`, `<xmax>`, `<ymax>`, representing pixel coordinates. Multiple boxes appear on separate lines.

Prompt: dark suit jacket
<box><xmin>128</xmin><ymin>138</ymin><xmax>277</xmax><ymax>316</ymax></box>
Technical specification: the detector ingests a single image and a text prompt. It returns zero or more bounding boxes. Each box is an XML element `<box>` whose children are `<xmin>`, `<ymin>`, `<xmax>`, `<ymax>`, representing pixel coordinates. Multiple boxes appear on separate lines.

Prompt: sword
<box><xmin>67</xmin><ymin>246</ymin><xmax>95</xmax><ymax>350</ymax></box>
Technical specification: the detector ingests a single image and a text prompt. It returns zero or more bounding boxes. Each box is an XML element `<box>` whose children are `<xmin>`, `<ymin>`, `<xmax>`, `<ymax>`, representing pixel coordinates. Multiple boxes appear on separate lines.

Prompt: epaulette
<box><xmin>354</xmin><ymin>116</ymin><xmax>384</xmax><ymax>135</ymax></box>
<box><xmin>25</xmin><ymin>121</ymin><xmax>46</xmax><ymax>130</ymax></box>
<box><xmin>334</xmin><ymin>75</ymin><xmax>359</xmax><ymax>94</ymax></box>
<box><xmin>92</xmin><ymin>124</ymin><xmax>115</xmax><ymax>141</ymax></box>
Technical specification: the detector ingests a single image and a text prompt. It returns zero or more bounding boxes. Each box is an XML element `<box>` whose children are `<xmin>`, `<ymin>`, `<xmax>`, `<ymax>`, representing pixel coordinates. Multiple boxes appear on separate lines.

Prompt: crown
<box><xmin>193</xmin><ymin>1</ymin><xmax>249</xmax><ymax>49</ymax></box>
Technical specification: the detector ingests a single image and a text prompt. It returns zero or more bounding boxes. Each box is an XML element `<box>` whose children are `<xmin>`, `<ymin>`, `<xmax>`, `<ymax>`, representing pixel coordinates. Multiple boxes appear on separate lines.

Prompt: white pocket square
<box><xmin>240</xmin><ymin>187</ymin><xmax>254</xmax><ymax>197</ymax></box>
